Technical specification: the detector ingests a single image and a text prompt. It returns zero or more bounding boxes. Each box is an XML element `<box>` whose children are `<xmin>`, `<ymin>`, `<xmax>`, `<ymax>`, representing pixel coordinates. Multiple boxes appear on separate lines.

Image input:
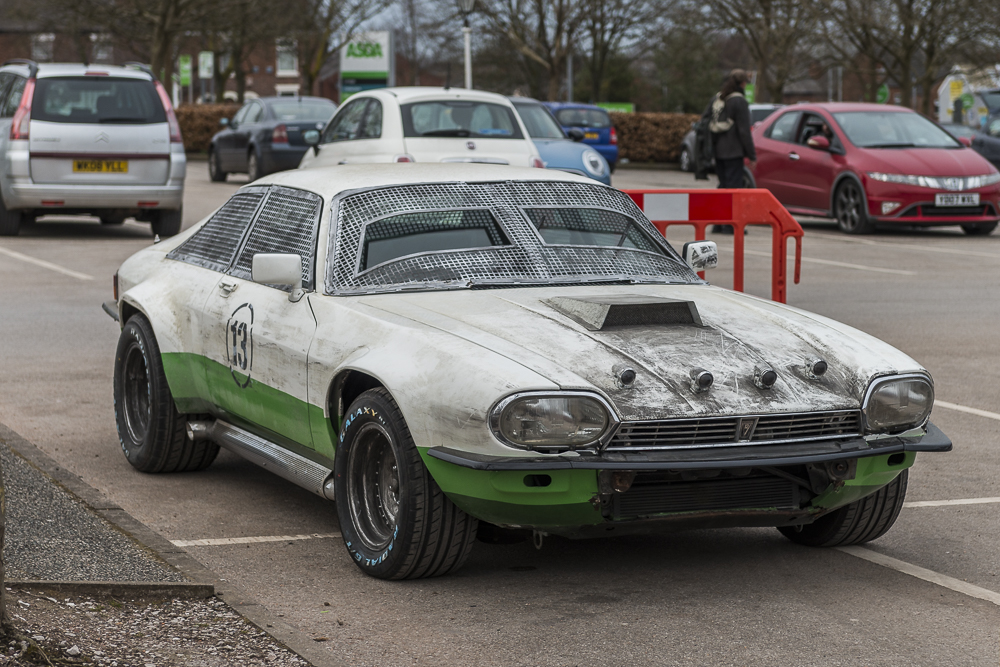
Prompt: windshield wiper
<box><xmin>421</xmin><ymin>129</ymin><xmax>471</xmax><ymax>137</ymax></box>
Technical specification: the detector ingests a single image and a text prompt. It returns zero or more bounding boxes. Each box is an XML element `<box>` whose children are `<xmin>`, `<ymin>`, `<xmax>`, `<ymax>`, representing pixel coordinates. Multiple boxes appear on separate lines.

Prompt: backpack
<box><xmin>709</xmin><ymin>91</ymin><xmax>743</xmax><ymax>134</ymax></box>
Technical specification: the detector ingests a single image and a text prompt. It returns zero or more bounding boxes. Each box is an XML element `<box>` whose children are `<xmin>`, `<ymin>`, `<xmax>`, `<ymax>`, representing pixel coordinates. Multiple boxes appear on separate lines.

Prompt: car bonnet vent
<box><xmin>546</xmin><ymin>295</ymin><xmax>702</xmax><ymax>331</ymax></box>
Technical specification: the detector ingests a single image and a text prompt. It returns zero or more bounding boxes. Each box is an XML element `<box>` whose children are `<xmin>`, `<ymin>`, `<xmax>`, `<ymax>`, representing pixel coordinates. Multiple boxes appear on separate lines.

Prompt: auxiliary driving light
<box><xmin>881</xmin><ymin>201</ymin><xmax>901</xmax><ymax>215</ymax></box>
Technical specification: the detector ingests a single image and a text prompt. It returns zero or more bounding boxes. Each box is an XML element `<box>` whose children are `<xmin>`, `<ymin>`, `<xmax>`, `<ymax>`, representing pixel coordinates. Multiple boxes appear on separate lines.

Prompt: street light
<box><xmin>458</xmin><ymin>0</ymin><xmax>474</xmax><ymax>89</ymax></box>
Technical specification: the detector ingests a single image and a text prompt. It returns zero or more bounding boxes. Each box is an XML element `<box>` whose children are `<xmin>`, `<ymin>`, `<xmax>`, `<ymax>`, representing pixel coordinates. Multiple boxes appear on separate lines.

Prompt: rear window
<box><xmin>523</xmin><ymin>208</ymin><xmax>665</xmax><ymax>254</ymax></box>
<box><xmin>32</xmin><ymin>77</ymin><xmax>166</xmax><ymax>125</ymax></box>
<box><xmin>555</xmin><ymin>108</ymin><xmax>611</xmax><ymax>129</ymax></box>
<box><xmin>269</xmin><ymin>100</ymin><xmax>336</xmax><ymax>122</ymax></box>
<box><xmin>401</xmin><ymin>101</ymin><xmax>523</xmax><ymax>139</ymax></box>
<box><xmin>360</xmin><ymin>209</ymin><xmax>510</xmax><ymax>271</ymax></box>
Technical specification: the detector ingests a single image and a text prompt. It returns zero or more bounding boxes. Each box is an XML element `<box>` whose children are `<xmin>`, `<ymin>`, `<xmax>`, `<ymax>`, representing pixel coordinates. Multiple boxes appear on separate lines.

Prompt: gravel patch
<box><xmin>1</xmin><ymin>443</ymin><xmax>183</xmax><ymax>582</ymax></box>
<box><xmin>2</xmin><ymin>591</ymin><xmax>309</xmax><ymax>666</ymax></box>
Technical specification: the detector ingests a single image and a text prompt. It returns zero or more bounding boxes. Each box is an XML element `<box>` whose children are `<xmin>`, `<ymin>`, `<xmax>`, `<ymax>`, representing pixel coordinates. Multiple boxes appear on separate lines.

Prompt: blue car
<box><xmin>543</xmin><ymin>102</ymin><xmax>618</xmax><ymax>172</ymax></box>
<box><xmin>510</xmin><ymin>97</ymin><xmax>610</xmax><ymax>185</ymax></box>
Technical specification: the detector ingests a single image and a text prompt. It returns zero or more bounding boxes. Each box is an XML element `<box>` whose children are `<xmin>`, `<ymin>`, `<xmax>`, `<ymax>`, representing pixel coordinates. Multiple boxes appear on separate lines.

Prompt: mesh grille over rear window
<box><xmin>167</xmin><ymin>189</ymin><xmax>266</xmax><ymax>272</ymax></box>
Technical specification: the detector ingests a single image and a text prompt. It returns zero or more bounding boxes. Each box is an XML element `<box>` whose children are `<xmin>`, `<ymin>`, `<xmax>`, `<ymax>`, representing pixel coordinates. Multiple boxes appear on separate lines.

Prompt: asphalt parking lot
<box><xmin>1</xmin><ymin>162</ymin><xmax>998</xmax><ymax>666</ymax></box>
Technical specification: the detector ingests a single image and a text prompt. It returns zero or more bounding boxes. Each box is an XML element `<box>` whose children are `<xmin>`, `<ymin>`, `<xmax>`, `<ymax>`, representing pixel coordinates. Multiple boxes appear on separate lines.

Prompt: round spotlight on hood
<box><xmin>689</xmin><ymin>368</ymin><xmax>714</xmax><ymax>393</ymax></box>
<box><xmin>808</xmin><ymin>358</ymin><xmax>828</xmax><ymax>378</ymax></box>
<box><xmin>753</xmin><ymin>363</ymin><xmax>777</xmax><ymax>390</ymax></box>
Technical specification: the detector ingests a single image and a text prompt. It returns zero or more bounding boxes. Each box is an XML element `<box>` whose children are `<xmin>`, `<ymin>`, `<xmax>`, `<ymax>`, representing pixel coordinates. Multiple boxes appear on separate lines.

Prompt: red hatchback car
<box><xmin>751</xmin><ymin>103</ymin><xmax>1000</xmax><ymax>235</ymax></box>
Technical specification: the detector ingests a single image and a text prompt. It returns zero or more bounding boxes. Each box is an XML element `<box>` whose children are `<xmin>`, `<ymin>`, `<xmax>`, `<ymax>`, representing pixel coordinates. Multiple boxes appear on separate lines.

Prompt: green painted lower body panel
<box><xmin>810</xmin><ymin>451</ymin><xmax>914</xmax><ymax>510</ymax></box>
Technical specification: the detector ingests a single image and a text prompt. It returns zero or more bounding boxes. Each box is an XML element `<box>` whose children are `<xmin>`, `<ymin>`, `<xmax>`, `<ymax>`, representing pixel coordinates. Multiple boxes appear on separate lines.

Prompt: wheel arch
<box><xmin>829</xmin><ymin>171</ymin><xmax>867</xmax><ymax>216</ymax></box>
<box><xmin>327</xmin><ymin>368</ymin><xmax>387</xmax><ymax>428</ymax></box>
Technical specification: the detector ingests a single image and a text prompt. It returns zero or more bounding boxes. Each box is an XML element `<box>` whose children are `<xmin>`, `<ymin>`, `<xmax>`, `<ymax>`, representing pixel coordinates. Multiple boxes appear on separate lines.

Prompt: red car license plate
<box><xmin>935</xmin><ymin>193</ymin><xmax>979</xmax><ymax>206</ymax></box>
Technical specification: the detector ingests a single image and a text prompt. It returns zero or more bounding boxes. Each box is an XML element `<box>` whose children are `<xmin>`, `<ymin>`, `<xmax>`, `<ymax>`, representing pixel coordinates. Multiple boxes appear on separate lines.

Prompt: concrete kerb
<box><xmin>0</xmin><ymin>422</ymin><xmax>347</xmax><ymax>667</ymax></box>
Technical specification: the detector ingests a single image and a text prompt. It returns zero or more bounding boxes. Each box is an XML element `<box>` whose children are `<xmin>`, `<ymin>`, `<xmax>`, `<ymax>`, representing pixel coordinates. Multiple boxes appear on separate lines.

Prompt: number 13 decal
<box><xmin>226</xmin><ymin>303</ymin><xmax>254</xmax><ymax>388</ymax></box>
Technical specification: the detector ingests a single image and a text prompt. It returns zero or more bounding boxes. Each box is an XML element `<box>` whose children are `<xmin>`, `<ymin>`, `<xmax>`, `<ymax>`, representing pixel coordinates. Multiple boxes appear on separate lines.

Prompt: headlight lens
<box><xmin>863</xmin><ymin>375</ymin><xmax>934</xmax><ymax>433</ymax></box>
<box><xmin>866</xmin><ymin>171</ymin><xmax>1000</xmax><ymax>190</ymax></box>
<box><xmin>493</xmin><ymin>394</ymin><xmax>610</xmax><ymax>449</ymax></box>
<box><xmin>582</xmin><ymin>149</ymin><xmax>607</xmax><ymax>177</ymax></box>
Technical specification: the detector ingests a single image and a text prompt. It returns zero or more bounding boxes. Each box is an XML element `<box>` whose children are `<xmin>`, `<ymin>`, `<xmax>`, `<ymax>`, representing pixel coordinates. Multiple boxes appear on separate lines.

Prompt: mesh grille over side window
<box><xmin>523</xmin><ymin>208</ymin><xmax>663</xmax><ymax>254</ymax></box>
<box><xmin>360</xmin><ymin>209</ymin><xmax>508</xmax><ymax>271</ymax></box>
<box><xmin>231</xmin><ymin>186</ymin><xmax>322</xmax><ymax>289</ymax></box>
<box><xmin>167</xmin><ymin>189</ymin><xmax>266</xmax><ymax>272</ymax></box>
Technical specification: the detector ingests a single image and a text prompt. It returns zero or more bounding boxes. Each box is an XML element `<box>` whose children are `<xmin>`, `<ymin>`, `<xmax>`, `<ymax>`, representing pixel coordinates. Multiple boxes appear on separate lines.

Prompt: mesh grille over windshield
<box><xmin>326</xmin><ymin>181</ymin><xmax>698</xmax><ymax>295</ymax></box>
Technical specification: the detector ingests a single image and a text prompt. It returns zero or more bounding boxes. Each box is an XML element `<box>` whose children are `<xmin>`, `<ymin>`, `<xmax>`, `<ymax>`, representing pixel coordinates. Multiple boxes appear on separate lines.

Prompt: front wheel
<box><xmin>679</xmin><ymin>148</ymin><xmax>692</xmax><ymax>172</ymax></box>
<box><xmin>778</xmin><ymin>469</ymin><xmax>908</xmax><ymax>547</ymax></box>
<box><xmin>208</xmin><ymin>148</ymin><xmax>227</xmax><ymax>182</ymax></box>
<box><xmin>151</xmin><ymin>208</ymin><xmax>182</xmax><ymax>237</ymax></box>
<box><xmin>247</xmin><ymin>152</ymin><xmax>261</xmax><ymax>182</ymax></box>
<box><xmin>0</xmin><ymin>196</ymin><xmax>21</xmax><ymax>236</ymax></box>
<box><xmin>961</xmin><ymin>222</ymin><xmax>997</xmax><ymax>236</ymax></box>
<box><xmin>334</xmin><ymin>388</ymin><xmax>477</xmax><ymax>579</ymax></box>
<box><xmin>834</xmin><ymin>180</ymin><xmax>874</xmax><ymax>234</ymax></box>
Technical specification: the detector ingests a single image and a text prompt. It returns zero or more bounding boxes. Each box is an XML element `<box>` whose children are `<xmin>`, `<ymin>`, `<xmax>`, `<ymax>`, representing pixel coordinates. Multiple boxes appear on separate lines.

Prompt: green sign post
<box><xmin>744</xmin><ymin>83</ymin><xmax>755</xmax><ymax>104</ymax></box>
<box><xmin>961</xmin><ymin>92</ymin><xmax>974</xmax><ymax>110</ymax></box>
<box><xmin>178</xmin><ymin>55</ymin><xmax>192</xmax><ymax>86</ymax></box>
<box><xmin>876</xmin><ymin>84</ymin><xmax>890</xmax><ymax>104</ymax></box>
<box><xmin>595</xmin><ymin>102</ymin><xmax>634</xmax><ymax>114</ymax></box>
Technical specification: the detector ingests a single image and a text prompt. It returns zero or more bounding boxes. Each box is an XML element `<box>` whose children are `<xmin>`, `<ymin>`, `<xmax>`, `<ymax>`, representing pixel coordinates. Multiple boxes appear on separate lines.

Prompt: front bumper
<box><xmin>864</xmin><ymin>179</ymin><xmax>1000</xmax><ymax>225</ymax></box>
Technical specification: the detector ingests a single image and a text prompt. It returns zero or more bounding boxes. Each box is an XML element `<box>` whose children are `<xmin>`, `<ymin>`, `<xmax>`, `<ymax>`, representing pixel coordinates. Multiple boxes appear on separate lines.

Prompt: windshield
<box><xmin>401</xmin><ymin>101</ymin><xmax>523</xmax><ymax>139</ymax></box>
<box><xmin>32</xmin><ymin>77</ymin><xmax>166</xmax><ymax>125</ymax></box>
<box><xmin>555</xmin><ymin>108</ymin><xmax>611</xmax><ymax>129</ymax></box>
<box><xmin>514</xmin><ymin>104</ymin><xmax>565</xmax><ymax>139</ymax></box>
<box><xmin>833</xmin><ymin>111</ymin><xmax>962</xmax><ymax>149</ymax></box>
<box><xmin>981</xmin><ymin>92</ymin><xmax>1000</xmax><ymax>112</ymax></box>
<box><xmin>361</xmin><ymin>210</ymin><xmax>510</xmax><ymax>271</ymax></box>
<box><xmin>269</xmin><ymin>100</ymin><xmax>335</xmax><ymax>122</ymax></box>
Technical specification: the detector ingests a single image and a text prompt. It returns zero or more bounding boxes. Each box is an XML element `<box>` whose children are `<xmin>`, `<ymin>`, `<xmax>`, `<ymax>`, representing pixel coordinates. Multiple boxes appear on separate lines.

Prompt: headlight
<box><xmin>582</xmin><ymin>149</ymin><xmax>607</xmax><ymax>177</ymax></box>
<box><xmin>863</xmin><ymin>374</ymin><xmax>934</xmax><ymax>433</ymax></box>
<box><xmin>866</xmin><ymin>172</ymin><xmax>1000</xmax><ymax>190</ymax></box>
<box><xmin>490</xmin><ymin>392</ymin><xmax>612</xmax><ymax>450</ymax></box>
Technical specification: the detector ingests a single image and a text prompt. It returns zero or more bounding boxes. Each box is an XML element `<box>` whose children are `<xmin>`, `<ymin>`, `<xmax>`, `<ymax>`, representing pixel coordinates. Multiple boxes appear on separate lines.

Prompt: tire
<box><xmin>834</xmin><ymin>179</ymin><xmax>874</xmax><ymax>234</ymax></box>
<box><xmin>113</xmin><ymin>315</ymin><xmax>219</xmax><ymax>473</ymax></box>
<box><xmin>334</xmin><ymin>388</ymin><xmax>478</xmax><ymax>580</ymax></box>
<box><xmin>742</xmin><ymin>167</ymin><xmax>756</xmax><ymax>189</ymax></box>
<box><xmin>208</xmin><ymin>148</ymin><xmax>227</xmax><ymax>182</ymax></box>
<box><xmin>151</xmin><ymin>208</ymin><xmax>182</xmax><ymax>237</ymax></box>
<box><xmin>778</xmin><ymin>469</ymin><xmax>908</xmax><ymax>547</ymax></box>
<box><xmin>100</xmin><ymin>216</ymin><xmax>126</xmax><ymax>225</ymax></box>
<box><xmin>679</xmin><ymin>148</ymin><xmax>692</xmax><ymax>173</ymax></box>
<box><xmin>247</xmin><ymin>151</ymin><xmax>261</xmax><ymax>182</ymax></box>
<box><xmin>961</xmin><ymin>222</ymin><xmax>997</xmax><ymax>236</ymax></box>
<box><xmin>0</xmin><ymin>195</ymin><xmax>22</xmax><ymax>236</ymax></box>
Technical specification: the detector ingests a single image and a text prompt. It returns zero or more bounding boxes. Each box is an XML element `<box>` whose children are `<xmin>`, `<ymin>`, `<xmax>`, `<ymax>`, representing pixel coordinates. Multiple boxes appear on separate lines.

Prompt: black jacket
<box><xmin>712</xmin><ymin>92</ymin><xmax>756</xmax><ymax>161</ymax></box>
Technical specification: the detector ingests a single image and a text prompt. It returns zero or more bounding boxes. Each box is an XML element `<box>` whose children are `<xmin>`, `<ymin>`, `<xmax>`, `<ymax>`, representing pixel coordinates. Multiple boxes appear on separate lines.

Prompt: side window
<box><xmin>360</xmin><ymin>99</ymin><xmax>382</xmax><ymax>139</ymax></box>
<box><xmin>0</xmin><ymin>73</ymin><xmax>13</xmax><ymax>114</ymax></box>
<box><xmin>766</xmin><ymin>111</ymin><xmax>801</xmax><ymax>143</ymax></box>
<box><xmin>1</xmin><ymin>77</ymin><xmax>26</xmax><ymax>118</ymax></box>
<box><xmin>322</xmin><ymin>98</ymin><xmax>368</xmax><ymax>142</ymax></box>
<box><xmin>166</xmin><ymin>189</ymin><xmax>267</xmax><ymax>272</ymax></box>
<box><xmin>244</xmin><ymin>102</ymin><xmax>263</xmax><ymax>124</ymax></box>
<box><xmin>989</xmin><ymin>119</ymin><xmax>1000</xmax><ymax>138</ymax></box>
<box><xmin>231</xmin><ymin>104</ymin><xmax>251</xmax><ymax>126</ymax></box>
<box><xmin>230</xmin><ymin>187</ymin><xmax>322</xmax><ymax>290</ymax></box>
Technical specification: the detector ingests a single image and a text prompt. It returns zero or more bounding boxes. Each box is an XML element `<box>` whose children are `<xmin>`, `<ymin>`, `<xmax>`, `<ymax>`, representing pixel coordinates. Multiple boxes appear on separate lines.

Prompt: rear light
<box><xmin>531</xmin><ymin>156</ymin><xmax>545</xmax><ymax>168</ymax></box>
<box><xmin>137</xmin><ymin>201</ymin><xmax>159</xmax><ymax>208</ymax></box>
<box><xmin>610</xmin><ymin>127</ymin><xmax>618</xmax><ymax>145</ymax></box>
<box><xmin>393</xmin><ymin>154</ymin><xmax>415</xmax><ymax>162</ymax></box>
<box><xmin>272</xmin><ymin>124</ymin><xmax>289</xmax><ymax>144</ymax></box>
<box><xmin>113</xmin><ymin>272</ymin><xmax>119</xmax><ymax>301</ymax></box>
<box><xmin>41</xmin><ymin>200</ymin><xmax>64</xmax><ymax>206</ymax></box>
<box><xmin>153</xmin><ymin>79</ymin><xmax>183</xmax><ymax>144</ymax></box>
<box><xmin>10</xmin><ymin>78</ymin><xmax>35</xmax><ymax>140</ymax></box>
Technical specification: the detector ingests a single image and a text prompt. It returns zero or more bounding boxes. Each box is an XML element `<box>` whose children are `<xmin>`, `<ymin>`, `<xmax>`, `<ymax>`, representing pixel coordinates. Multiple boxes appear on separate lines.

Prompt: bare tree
<box><xmin>578</xmin><ymin>0</ymin><xmax>663</xmax><ymax>101</ymax></box>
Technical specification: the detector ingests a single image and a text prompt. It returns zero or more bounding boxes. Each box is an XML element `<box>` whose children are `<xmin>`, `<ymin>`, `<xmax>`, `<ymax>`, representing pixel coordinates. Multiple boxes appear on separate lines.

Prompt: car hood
<box><xmin>533</xmin><ymin>138</ymin><xmax>607</xmax><ymax>181</ymax></box>
<box><xmin>356</xmin><ymin>284</ymin><xmax>924</xmax><ymax>421</ymax></box>
<box><xmin>859</xmin><ymin>146</ymin><xmax>997</xmax><ymax>176</ymax></box>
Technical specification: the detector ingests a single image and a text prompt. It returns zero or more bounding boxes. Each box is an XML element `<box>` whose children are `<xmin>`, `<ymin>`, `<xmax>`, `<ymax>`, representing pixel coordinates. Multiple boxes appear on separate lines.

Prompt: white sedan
<box><xmin>297</xmin><ymin>87</ymin><xmax>543</xmax><ymax>169</ymax></box>
<box><xmin>107</xmin><ymin>164</ymin><xmax>950</xmax><ymax>580</ymax></box>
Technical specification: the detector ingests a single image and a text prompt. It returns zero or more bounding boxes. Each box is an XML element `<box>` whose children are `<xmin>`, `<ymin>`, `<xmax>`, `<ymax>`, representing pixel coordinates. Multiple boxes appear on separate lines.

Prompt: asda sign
<box><xmin>347</xmin><ymin>42</ymin><xmax>383</xmax><ymax>59</ymax></box>
<box><xmin>340</xmin><ymin>31</ymin><xmax>394</xmax><ymax>100</ymax></box>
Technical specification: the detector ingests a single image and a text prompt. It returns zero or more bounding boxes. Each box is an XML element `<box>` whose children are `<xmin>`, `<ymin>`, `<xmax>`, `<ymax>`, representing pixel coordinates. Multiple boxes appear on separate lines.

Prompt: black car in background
<box><xmin>941</xmin><ymin>120</ymin><xmax>1000</xmax><ymax>170</ymax></box>
<box><xmin>209</xmin><ymin>96</ymin><xmax>336</xmax><ymax>182</ymax></box>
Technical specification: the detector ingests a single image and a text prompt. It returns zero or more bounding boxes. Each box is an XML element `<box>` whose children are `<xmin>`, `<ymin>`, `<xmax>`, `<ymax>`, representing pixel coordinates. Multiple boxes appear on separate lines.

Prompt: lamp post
<box><xmin>458</xmin><ymin>0</ymin><xmax>474</xmax><ymax>89</ymax></box>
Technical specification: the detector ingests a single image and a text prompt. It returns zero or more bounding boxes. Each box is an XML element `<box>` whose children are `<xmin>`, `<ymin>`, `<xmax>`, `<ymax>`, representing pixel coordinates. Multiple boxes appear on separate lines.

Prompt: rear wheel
<box><xmin>113</xmin><ymin>315</ymin><xmax>219</xmax><ymax>473</ymax></box>
<box><xmin>961</xmin><ymin>222</ymin><xmax>997</xmax><ymax>236</ymax></box>
<box><xmin>247</xmin><ymin>151</ymin><xmax>261</xmax><ymax>182</ymax></box>
<box><xmin>0</xmin><ymin>196</ymin><xmax>22</xmax><ymax>236</ymax></box>
<box><xmin>100</xmin><ymin>215</ymin><xmax>126</xmax><ymax>225</ymax></box>
<box><xmin>334</xmin><ymin>388</ymin><xmax>477</xmax><ymax>580</ymax></box>
<box><xmin>208</xmin><ymin>148</ymin><xmax>227</xmax><ymax>182</ymax></box>
<box><xmin>778</xmin><ymin>470</ymin><xmax>908</xmax><ymax>547</ymax></box>
<box><xmin>834</xmin><ymin>179</ymin><xmax>874</xmax><ymax>234</ymax></box>
<box><xmin>151</xmin><ymin>208</ymin><xmax>182</xmax><ymax>237</ymax></box>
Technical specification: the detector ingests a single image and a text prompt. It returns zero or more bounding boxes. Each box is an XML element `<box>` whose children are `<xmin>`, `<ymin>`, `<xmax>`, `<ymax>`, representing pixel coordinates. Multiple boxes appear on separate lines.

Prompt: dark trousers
<box><xmin>716</xmin><ymin>157</ymin><xmax>744</xmax><ymax>188</ymax></box>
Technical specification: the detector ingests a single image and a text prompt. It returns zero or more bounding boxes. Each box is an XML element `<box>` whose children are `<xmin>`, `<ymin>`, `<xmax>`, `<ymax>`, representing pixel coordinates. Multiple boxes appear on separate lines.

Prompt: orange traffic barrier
<box><xmin>624</xmin><ymin>188</ymin><xmax>804</xmax><ymax>303</ymax></box>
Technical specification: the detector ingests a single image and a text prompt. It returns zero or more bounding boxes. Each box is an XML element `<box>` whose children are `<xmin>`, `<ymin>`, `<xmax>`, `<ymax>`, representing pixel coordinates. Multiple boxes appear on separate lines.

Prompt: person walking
<box><xmin>705</xmin><ymin>69</ymin><xmax>757</xmax><ymax>232</ymax></box>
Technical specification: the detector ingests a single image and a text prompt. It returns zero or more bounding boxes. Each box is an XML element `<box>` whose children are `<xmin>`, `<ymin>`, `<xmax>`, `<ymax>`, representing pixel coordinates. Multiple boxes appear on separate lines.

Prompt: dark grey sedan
<box><xmin>209</xmin><ymin>96</ymin><xmax>336</xmax><ymax>182</ymax></box>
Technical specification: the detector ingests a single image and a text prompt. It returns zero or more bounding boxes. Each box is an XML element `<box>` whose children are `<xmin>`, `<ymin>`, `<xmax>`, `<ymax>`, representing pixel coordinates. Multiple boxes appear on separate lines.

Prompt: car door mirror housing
<box><xmin>682</xmin><ymin>241</ymin><xmax>718</xmax><ymax>271</ymax></box>
<box><xmin>252</xmin><ymin>253</ymin><xmax>305</xmax><ymax>302</ymax></box>
<box><xmin>220</xmin><ymin>117</ymin><xmax>230</xmax><ymax>127</ymax></box>
<box><xmin>807</xmin><ymin>135</ymin><xmax>830</xmax><ymax>150</ymax></box>
<box><xmin>303</xmin><ymin>129</ymin><xmax>320</xmax><ymax>145</ymax></box>
<box><xmin>567</xmin><ymin>128</ymin><xmax>585</xmax><ymax>142</ymax></box>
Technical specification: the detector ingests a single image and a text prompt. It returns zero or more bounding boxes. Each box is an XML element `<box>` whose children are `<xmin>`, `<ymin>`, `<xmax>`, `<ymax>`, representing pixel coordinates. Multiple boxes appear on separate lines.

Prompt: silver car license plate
<box><xmin>935</xmin><ymin>193</ymin><xmax>979</xmax><ymax>206</ymax></box>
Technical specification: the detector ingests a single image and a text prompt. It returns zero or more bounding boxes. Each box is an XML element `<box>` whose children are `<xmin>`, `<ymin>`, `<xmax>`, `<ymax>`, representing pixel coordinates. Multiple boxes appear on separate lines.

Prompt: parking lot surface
<box><xmin>0</xmin><ymin>164</ymin><xmax>998</xmax><ymax>665</ymax></box>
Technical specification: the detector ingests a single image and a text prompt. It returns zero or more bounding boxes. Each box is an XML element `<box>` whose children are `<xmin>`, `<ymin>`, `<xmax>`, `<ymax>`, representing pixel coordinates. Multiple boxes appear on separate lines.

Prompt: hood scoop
<box><xmin>546</xmin><ymin>295</ymin><xmax>703</xmax><ymax>331</ymax></box>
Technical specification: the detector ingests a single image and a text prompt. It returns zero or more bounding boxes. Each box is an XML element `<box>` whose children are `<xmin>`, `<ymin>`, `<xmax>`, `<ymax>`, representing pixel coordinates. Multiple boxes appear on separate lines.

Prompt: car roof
<box><xmin>509</xmin><ymin>96</ymin><xmax>543</xmax><ymax>105</ymax></box>
<box><xmin>257</xmin><ymin>96</ymin><xmax>335</xmax><ymax>104</ymax></box>
<box><xmin>543</xmin><ymin>102</ymin><xmax>609</xmax><ymax>112</ymax></box>
<box><xmin>355</xmin><ymin>87</ymin><xmax>515</xmax><ymax>106</ymax></box>
<box><xmin>252</xmin><ymin>163</ymin><xmax>600</xmax><ymax>198</ymax></box>
<box><xmin>790</xmin><ymin>102</ymin><xmax>915</xmax><ymax>113</ymax></box>
<box><xmin>30</xmin><ymin>63</ymin><xmax>153</xmax><ymax>80</ymax></box>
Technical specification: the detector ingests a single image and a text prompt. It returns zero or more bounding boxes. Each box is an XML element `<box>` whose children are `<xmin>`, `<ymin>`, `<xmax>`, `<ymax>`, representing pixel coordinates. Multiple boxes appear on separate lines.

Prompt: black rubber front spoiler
<box><xmin>427</xmin><ymin>422</ymin><xmax>952</xmax><ymax>471</ymax></box>
<box><xmin>102</xmin><ymin>301</ymin><xmax>119</xmax><ymax>322</ymax></box>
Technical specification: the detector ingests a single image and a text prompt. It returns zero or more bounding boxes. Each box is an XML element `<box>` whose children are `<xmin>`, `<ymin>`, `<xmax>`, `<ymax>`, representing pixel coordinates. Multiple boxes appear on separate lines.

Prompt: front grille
<box><xmin>919</xmin><ymin>204</ymin><xmax>990</xmax><ymax>217</ymax></box>
<box><xmin>607</xmin><ymin>410</ymin><xmax>862</xmax><ymax>451</ymax></box>
<box><xmin>612</xmin><ymin>473</ymin><xmax>799</xmax><ymax>519</ymax></box>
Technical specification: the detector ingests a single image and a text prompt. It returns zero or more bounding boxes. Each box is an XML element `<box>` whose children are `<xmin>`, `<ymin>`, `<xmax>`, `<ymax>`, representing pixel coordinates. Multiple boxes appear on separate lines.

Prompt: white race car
<box><xmin>107</xmin><ymin>164</ymin><xmax>950</xmax><ymax>579</ymax></box>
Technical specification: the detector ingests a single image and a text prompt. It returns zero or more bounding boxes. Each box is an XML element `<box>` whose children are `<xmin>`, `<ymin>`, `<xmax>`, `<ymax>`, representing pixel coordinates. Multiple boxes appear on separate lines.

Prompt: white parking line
<box><xmin>809</xmin><ymin>233</ymin><xmax>1000</xmax><ymax>260</ymax></box>
<box><xmin>935</xmin><ymin>400</ymin><xmax>1000</xmax><ymax>421</ymax></box>
<box><xmin>744</xmin><ymin>249</ymin><xmax>916</xmax><ymax>275</ymax></box>
<box><xmin>171</xmin><ymin>532</ymin><xmax>340</xmax><ymax>547</ymax></box>
<box><xmin>0</xmin><ymin>245</ymin><xmax>94</xmax><ymax>281</ymax></box>
<box><xmin>837</xmin><ymin>546</ymin><xmax>1000</xmax><ymax>607</ymax></box>
<box><xmin>905</xmin><ymin>497</ymin><xmax>1000</xmax><ymax>508</ymax></box>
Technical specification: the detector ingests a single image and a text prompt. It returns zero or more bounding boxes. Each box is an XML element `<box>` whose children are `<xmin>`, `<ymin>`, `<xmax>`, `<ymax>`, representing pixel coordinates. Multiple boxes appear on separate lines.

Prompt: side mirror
<box><xmin>567</xmin><ymin>127</ymin><xmax>585</xmax><ymax>142</ymax></box>
<box><xmin>682</xmin><ymin>241</ymin><xmax>718</xmax><ymax>271</ymax></box>
<box><xmin>806</xmin><ymin>135</ymin><xmax>830</xmax><ymax>150</ymax></box>
<box><xmin>219</xmin><ymin>117</ymin><xmax>230</xmax><ymax>127</ymax></box>
<box><xmin>252</xmin><ymin>253</ymin><xmax>305</xmax><ymax>302</ymax></box>
<box><xmin>303</xmin><ymin>129</ymin><xmax>321</xmax><ymax>155</ymax></box>
<box><xmin>957</xmin><ymin>136</ymin><xmax>972</xmax><ymax>147</ymax></box>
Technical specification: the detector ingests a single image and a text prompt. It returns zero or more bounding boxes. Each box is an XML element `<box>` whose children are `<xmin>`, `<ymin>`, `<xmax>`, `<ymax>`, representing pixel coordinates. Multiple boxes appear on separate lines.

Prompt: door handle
<box><xmin>789</xmin><ymin>152</ymin><xmax>800</xmax><ymax>161</ymax></box>
<box><xmin>219</xmin><ymin>279</ymin><xmax>239</xmax><ymax>297</ymax></box>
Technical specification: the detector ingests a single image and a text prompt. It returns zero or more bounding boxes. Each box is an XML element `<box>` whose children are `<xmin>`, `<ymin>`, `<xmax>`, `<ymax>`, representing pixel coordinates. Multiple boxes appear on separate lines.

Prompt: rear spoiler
<box><xmin>2</xmin><ymin>59</ymin><xmax>38</xmax><ymax>78</ymax></box>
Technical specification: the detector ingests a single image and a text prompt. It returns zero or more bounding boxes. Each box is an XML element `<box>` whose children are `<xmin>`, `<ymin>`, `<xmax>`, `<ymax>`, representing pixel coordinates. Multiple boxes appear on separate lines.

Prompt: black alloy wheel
<box><xmin>208</xmin><ymin>148</ymin><xmax>227</xmax><ymax>182</ymax></box>
<box><xmin>834</xmin><ymin>180</ymin><xmax>874</xmax><ymax>234</ymax></box>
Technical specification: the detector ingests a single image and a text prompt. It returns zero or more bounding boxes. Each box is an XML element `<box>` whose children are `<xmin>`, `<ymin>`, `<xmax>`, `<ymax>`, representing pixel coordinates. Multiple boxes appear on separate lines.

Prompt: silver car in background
<box><xmin>0</xmin><ymin>60</ymin><xmax>186</xmax><ymax>237</ymax></box>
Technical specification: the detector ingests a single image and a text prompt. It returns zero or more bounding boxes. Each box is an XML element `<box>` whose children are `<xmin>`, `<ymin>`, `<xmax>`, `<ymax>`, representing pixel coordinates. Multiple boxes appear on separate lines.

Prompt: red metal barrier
<box><xmin>624</xmin><ymin>188</ymin><xmax>804</xmax><ymax>303</ymax></box>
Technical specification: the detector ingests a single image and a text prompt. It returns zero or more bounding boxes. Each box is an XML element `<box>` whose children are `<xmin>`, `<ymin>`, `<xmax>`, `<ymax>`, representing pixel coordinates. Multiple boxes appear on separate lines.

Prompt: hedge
<box><xmin>610</xmin><ymin>112</ymin><xmax>699</xmax><ymax>163</ymax></box>
<box><xmin>176</xmin><ymin>104</ymin><xmax>240</xmax><ymax>153</ymax></box>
